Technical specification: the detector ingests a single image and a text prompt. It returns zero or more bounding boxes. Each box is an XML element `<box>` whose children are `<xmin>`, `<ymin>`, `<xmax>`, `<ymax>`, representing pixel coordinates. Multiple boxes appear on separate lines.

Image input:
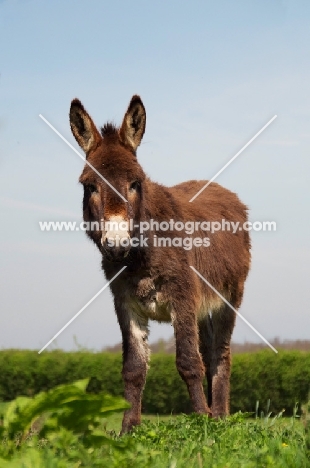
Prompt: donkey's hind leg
<box><xmin>198</xmin><ymin>312</ymin><xmax>213</xmax><ymax>409</ymax></box>
<box><xmin>173</xmin><ymin>308</ymin><xmax>211</xmax><ymax>416</ymax></box>
<box><xmin>199</xmin><ymin>305</ymin><xmax>236</xmax><ymax>417</ymax></box>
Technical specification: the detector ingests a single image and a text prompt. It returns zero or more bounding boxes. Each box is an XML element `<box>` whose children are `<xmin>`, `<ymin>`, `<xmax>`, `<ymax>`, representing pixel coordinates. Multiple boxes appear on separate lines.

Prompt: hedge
<box><xmin>0</xmin><ymin>350</ymin><xmax>309</xmax><ymax>415</ymax></box>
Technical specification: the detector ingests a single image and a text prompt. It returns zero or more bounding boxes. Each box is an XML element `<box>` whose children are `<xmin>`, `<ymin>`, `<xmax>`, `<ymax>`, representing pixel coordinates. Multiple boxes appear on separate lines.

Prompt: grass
<box><xmin>0</xmin><ymin>381</ymin><xmax>309</xmax><ymax>467</ymax></box>
<box><xmin>0</xmin><ymin>415</ymin><xmax>309</xmax><ymax>467</ymax></box>
<box><xmin>0</xmin><ymin>403</ymin><xmax>6</xmax><ymax>413</ymax></box>
<box><xmin>100</xmin><ymin>412</ymin><xmax>309</xmax><ymax>468</ymax></box>
<box><xmin>103</xmin><ymin>412</ymin><xmax>173</xmax><ymax>432</ymax></box>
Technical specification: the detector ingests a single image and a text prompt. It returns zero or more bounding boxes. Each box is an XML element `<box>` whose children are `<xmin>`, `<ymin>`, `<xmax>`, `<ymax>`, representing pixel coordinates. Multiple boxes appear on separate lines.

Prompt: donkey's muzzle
<box><xmin>101</xmin><ymin>233</ymin><xmax>131</xmax><ymax>262</ymax></box>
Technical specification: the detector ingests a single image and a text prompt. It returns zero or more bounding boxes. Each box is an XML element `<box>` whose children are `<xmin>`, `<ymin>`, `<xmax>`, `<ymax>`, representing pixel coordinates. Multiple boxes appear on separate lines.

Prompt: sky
<box><xmin>0</xmin><ymin>0</ymin><xmax>309</xmax><ymax>352</ymax></box>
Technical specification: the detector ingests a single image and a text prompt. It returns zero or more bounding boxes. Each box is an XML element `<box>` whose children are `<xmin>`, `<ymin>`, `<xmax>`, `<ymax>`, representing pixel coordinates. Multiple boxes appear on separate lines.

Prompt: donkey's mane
<box><xmin>100</xmin><ymin>122</ymin><xmax>118</xmax><ymax>137</ymax></box>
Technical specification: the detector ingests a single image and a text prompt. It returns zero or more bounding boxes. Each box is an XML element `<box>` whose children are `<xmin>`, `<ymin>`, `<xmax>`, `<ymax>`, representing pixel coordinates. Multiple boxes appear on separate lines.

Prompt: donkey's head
<box><xmin>70</xmin><ymin>96</ymin><xmax>147</xmax><ymax>262</ymax></box>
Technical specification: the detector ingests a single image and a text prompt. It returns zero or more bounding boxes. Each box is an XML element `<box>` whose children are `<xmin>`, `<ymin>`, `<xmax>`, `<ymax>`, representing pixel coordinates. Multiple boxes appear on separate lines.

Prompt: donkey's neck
<box><xmin>143</xmin><ymin>179</ymin><xmax>180</xmax><ymax>222</ymax></box>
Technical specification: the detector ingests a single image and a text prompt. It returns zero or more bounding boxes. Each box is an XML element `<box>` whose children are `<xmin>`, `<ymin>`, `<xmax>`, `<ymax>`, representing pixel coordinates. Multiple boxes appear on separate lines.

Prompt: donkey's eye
<box><xmin>129</xmin><ymin>181</ymin><xmax>140</xmax><ymax>192</ymax></box>
<box><xmin>87</xmin><ymin>184</ymin><xmax>98</xmax><ymax>194</ymax></box>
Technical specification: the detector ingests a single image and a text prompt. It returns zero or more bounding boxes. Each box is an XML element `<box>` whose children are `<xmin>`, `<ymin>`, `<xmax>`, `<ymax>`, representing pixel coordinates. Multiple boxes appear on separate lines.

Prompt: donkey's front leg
<box><xmin>117</xmin><ymin>307</ymin><xmax>149</xmax><ymax>434</ymax></box>
<box><xmin>173</xmin><ymin>307</ymin><xmax>211</xmax><ymax>416</ymax></box>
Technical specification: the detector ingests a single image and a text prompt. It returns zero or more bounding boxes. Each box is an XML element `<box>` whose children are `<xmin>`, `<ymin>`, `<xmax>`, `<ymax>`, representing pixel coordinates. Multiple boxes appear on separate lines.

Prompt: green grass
<box><xmin>0</xmin><ymin>402</ymin><xmax>7</xmax><ymax>413</ymax></box>
<box><xmin>110</xmin><ymin>413</ymin><xmax>308</xmax><ymax>468</ymax></box>
<box><xmin>103</xmin><ymin>412</ymin><xmax>173</xmax><ymax>432</ymax></box>
<box><xmin>2</xmin><ymin>413</ymin><xmax>308</xmax><ymax>467</ymax></box>
<box><xmin>0</xmin><ymin>380</ymin><xmax>309</xmax><ymax>467</ymax></box>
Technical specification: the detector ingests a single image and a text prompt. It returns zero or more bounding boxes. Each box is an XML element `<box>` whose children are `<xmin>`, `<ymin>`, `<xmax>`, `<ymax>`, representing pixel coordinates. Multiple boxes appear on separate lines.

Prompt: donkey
<box><xmin>69</xmin><ymin>95</ymin><xmax>251</xmax><ymax>433</ymax></box>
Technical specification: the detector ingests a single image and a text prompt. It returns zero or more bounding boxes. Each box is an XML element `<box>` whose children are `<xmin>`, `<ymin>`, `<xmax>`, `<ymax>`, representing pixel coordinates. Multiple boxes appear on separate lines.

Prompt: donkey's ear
<box><xmin>69</xmin><ymin>99</ymin><xmax>102</xmax><ymax>155</ymax></box>
<box><xmin>119</xmin><ymin>95</ymin><xmax>146</xmax><ymax>152</ymax></box>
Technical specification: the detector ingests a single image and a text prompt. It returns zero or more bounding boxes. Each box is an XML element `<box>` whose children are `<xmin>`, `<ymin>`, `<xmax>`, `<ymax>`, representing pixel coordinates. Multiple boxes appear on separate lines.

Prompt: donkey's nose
<box><xmin>102</xmin><ymin>234</ymin><xmax>131</xmax><ymax>261</ymax></box>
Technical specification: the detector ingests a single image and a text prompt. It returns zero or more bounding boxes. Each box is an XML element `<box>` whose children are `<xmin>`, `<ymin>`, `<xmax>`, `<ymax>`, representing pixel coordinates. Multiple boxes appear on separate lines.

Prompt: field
<box><xmin>0</xmin><ymin>379</ymin><xmax>309</xmax><ymax>467</ymax></box>
<box><xmin>0</xmin><ymin>414</ymin><xmax>308</xmax><ymax>467</ymax></box>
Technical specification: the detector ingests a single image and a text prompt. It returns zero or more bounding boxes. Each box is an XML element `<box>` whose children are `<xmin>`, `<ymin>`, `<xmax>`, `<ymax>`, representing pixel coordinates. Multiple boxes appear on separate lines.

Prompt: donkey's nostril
<box><xmin>103</xmin><ymin>237</ymin><xmax>117</xmax><ymax>250</ymax></box>
<box><xmin>101</xmin><ymin>234</ymin><xmax>131</xmax><ymax>261</ymax></box>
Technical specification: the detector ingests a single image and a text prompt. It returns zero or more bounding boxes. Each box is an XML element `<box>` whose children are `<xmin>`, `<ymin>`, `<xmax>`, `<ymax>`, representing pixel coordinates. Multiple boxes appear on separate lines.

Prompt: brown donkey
<box><xmin>69</xmin><ymin>95</ymin><xmax>251</xmax><ymax>433</ymax></box>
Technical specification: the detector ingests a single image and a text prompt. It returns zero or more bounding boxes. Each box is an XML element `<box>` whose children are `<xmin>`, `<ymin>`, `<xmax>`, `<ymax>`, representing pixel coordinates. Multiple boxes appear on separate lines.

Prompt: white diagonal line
<box><xmin>39</xmin><ymin>114</ymin><xmax>128</xmax><ymax>203</ymax></box>
<box><xmin>190</xmin><ymin>266</ymin><xmax>278</xmax><ymax>353</ymax></box>
<box><xmin>38</xmin><ymin>266</ymin><xmax>127</xmax><ymax>354</ymax></box>
<box><xmin>189</xmin><ymin>115</ymin><xmax>277</xmax><ymax>202</ymax></box>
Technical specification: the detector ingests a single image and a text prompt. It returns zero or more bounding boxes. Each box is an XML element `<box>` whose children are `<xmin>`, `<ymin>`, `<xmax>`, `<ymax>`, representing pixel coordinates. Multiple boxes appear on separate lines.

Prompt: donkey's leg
<box><xmin>198</xmin><ymin>313</ymin><xmax>213</xmax><ymax>409</ymax></box>
<box><xmin>173</xmin><ymin>310</ymin><xmax>211</xmax><ymax>416</ymax></box>
<box><xmin>209</xmin><ymin>304</ymin><xmax>236</xmax><ymax>418</ymax></box>
<box><xmin>116</xmin><ymin>306</ymin><xmax>149</xmax><ymax>434</ymax></box>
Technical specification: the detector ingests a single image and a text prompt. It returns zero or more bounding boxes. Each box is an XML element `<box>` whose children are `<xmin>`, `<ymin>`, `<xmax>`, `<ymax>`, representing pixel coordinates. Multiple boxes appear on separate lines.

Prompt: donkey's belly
<box><xmin>129</xmin><ymin>293</ymin><xmax>172</xmax><ymax>322</ymax></box>
<box><xmin>128</xmin><ymin>277</ymin><xmax>172</xmax><ymax>322</ymax></box>
<box><xmin>198</xmin><ymin>295</ymin><xmax>223</xmax><ymax>315</ymax></box>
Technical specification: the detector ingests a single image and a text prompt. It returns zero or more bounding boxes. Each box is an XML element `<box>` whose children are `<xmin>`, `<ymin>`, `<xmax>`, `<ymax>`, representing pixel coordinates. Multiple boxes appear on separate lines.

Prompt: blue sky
<box><xmin>0</xmin><ymin>0</ymin><xmax>309</xmax><ymax>351</ymax></box>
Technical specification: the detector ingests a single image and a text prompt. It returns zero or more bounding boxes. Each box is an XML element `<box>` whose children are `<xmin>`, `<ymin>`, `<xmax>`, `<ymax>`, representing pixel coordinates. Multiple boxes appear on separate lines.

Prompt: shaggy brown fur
<box><xmin>70</xmin><ymin>95</ymin><xmax>251</xmax><ymax>433</ymax></box>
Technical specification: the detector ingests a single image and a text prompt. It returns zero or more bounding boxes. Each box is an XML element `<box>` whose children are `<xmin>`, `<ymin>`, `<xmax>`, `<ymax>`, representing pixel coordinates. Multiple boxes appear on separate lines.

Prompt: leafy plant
<box><xmin>2</xmin><ymin>379</ymin><xmax>129</xmax><ymax>447</ymax></box>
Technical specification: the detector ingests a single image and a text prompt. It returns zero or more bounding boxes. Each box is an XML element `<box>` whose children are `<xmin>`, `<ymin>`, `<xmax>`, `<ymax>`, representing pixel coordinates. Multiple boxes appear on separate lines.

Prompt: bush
<box><xmin>0</xmin><ymin>350</ymin><xmax>309</xmax><ymax>415</ymax></box>
<box><xmin>230</xmin><ymin>351</ymin><xmax>310</xmax><ymax>415</ymax></box>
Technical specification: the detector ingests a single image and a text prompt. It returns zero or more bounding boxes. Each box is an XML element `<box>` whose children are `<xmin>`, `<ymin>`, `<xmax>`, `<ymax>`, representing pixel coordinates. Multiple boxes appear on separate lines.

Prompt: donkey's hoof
<box><xmin>120</xmin><ymin>418</ymin><xmax>140</xmax><ymax>435</ymax></box>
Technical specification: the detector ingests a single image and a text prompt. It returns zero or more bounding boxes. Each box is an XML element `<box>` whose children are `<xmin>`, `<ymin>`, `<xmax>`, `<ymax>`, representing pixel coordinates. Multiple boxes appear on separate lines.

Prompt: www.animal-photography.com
<box><xmin>1</xmin><ymin>1</ymin><xmax>309</xmax><ymax>466</ymax></box>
